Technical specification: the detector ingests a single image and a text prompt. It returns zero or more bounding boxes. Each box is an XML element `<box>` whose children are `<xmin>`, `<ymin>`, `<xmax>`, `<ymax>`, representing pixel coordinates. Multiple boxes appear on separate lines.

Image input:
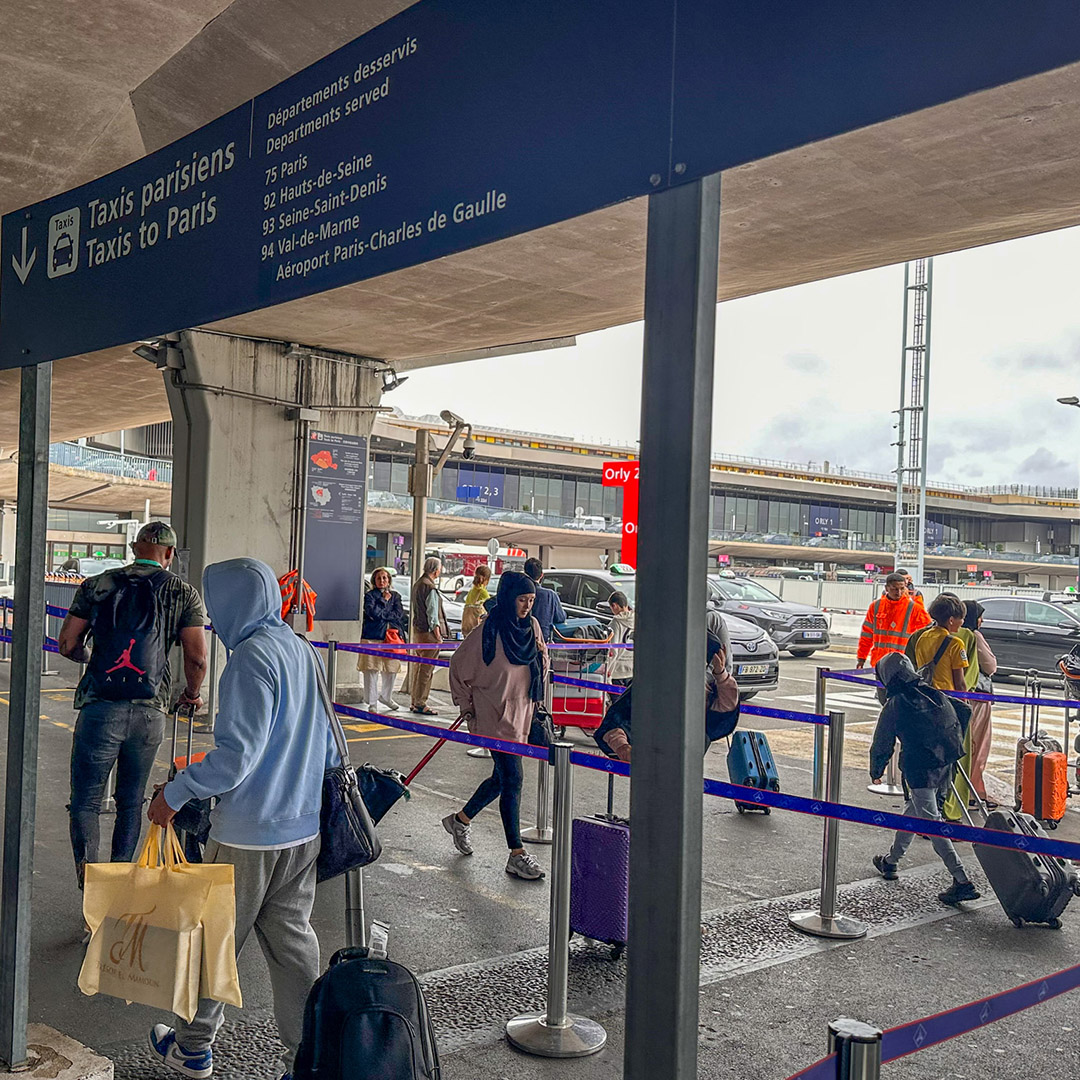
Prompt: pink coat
<box><xmin>449</xmin><ymin>617</ymin><xmax>548</xmax><ymax>743</ymax></box>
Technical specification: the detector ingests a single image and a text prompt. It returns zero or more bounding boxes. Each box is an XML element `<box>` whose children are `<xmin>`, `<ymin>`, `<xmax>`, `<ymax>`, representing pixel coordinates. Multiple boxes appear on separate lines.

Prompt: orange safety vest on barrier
<box><xmin>857</xmin><ymin>594</ymin><xmax>930</xmax><ymax>668</ymax></box>
<box><xmin>278</xmin><ymin>570</ymin><xmax>318</xmax><ymax>633</ymax></box>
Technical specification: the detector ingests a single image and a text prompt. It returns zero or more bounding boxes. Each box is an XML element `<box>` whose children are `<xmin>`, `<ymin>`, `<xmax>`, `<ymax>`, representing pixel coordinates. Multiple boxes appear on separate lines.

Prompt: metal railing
<box><xmin>49</xmin><ymin>442</ymin><xmax>173</xmax><ymax>484</ymax></box>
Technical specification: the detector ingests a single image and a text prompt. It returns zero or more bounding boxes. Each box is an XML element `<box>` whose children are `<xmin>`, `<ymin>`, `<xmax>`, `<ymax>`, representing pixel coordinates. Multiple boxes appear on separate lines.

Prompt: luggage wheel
<box><xmin>1046</xmin><ymin>820</ymin><xmax>1059</xmax><ymax>830</ymax></box>
<box><xmin>1048</xmin><ymin>918</ymin><xmax>1063</xmax><ymax>930</ymax></box>
<box><xmin>558</xmin><ymin>726</ymin><xmax>568</xmax><ymax>739</ymax></box>
<box><xmin>611</xmin><ymin>942</ymin><xmax>625</xmax><ymax>961</ymax></box>
<box><xmin>1010</xmin><ymin>917</ymin><xmax>1024</xmax><ymax>929</ymax></box>
<box><xmin>735</xmin><ymin>804</ymin><xmax>746</xmax><ymax>815</ymax></box>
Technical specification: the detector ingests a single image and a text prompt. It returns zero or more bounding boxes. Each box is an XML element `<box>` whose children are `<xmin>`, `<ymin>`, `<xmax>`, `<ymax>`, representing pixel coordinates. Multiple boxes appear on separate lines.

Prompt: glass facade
<box><xmin>369</xmin><ymin>451</ymin><xmax>1020</xmax><ymax>549</ymax></box>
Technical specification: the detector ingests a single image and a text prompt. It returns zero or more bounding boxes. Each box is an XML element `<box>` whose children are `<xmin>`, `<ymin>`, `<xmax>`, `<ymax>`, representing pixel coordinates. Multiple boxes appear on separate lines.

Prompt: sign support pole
<box><xmin>624</xmin><ymin>175</ymin><xmax>720</xmax><ymax>1080</ymax></box>
<box><xmin>0</xmin><ymin>363</ymin><xmax>52</xmax><ymax>1069</ymax></box>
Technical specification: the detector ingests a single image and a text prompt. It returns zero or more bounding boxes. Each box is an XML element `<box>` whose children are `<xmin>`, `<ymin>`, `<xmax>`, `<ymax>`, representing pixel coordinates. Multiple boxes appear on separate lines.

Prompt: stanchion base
<box><xmin>867</xmin><ymin>782</ymin><xmax>905</xmax><ymax>797</ymax></box>
<box><xmin>521</xmin><ymin>826</ymin><xmax>553</xmax><ymax>845</ymax></box>
<box><xmin>505</xmin><ymin>1013</ymin><xmax>607</xmax><ymax>1058</ymax></box>
<box><xmin>467</xmin><ymin>746</ymin><xmax>491</xmax><ymax>758</ymax></box>
<box><xmin>788</xmin><ymin>909</ymin><xmax>867</xmax><ymax>940</ymax></box>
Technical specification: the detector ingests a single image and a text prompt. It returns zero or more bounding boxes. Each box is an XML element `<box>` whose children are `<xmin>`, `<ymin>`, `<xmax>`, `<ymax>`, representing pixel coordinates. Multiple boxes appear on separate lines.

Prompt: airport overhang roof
<box><xmin>2</xmin><ymin>2</ymin><xmax>1080</xmax><ymax>453</ymax></box>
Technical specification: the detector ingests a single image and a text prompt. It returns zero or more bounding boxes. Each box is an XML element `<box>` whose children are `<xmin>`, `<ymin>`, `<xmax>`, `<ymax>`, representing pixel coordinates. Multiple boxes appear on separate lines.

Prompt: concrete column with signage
<box><xmin>165</xmin><ymin>331</ymin><xmax>382</xmax><ymax>683</ymax></box>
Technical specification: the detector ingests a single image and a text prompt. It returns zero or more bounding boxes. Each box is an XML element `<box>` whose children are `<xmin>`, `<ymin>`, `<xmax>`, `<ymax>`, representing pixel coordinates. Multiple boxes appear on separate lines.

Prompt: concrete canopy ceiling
<box><xmin>2</xmin><ymin>0</ymin><xmax>1080</xmax><ymax>453</ymax></box>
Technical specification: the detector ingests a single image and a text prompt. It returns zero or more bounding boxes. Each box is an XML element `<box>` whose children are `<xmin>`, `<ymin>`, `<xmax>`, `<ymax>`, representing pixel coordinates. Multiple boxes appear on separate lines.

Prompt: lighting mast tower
<box><xmin>893</xmin><ymin>257</ymin><xmax>934</xmax><ymax>585</ymax></box>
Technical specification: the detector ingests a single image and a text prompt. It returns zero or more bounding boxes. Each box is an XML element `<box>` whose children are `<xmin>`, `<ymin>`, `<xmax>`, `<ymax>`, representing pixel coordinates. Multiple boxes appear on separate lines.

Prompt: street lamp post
<box><xmin>407</xmin><ymin>412</ymin><xmax>474</xmax><ymax>635</ymax></box>
<box><xmin>1056</xmin><ymin>395</ymin><xmax>1080</xmax><ymax>592</ymax></box>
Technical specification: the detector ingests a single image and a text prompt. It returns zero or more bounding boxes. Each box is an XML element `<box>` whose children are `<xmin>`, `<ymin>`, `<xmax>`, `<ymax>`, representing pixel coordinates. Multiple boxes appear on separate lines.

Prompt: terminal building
<box><xmin>8</xmin><ymin>410</ymin><xmax>1077</xmax><ymax>590</ymax></box>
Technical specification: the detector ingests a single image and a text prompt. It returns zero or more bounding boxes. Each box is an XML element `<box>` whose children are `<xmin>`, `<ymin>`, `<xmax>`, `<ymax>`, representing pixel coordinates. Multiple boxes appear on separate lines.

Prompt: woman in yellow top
<box><xmin>461</xmin><ymin>564</ymin><xmax>492</xmax><ymax>636</ymax></box>
<box><xmin>915</xmin><ymin>594</ymin><xmax>971</xmax><ymax>821</ymax></box>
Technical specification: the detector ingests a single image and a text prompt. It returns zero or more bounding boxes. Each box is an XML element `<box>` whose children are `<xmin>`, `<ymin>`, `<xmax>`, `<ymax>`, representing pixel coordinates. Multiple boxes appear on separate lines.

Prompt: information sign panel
<box><xmin>304</xmin><ymin>430</ymin><xmax>369</xmax><ymax>621</ymax></box>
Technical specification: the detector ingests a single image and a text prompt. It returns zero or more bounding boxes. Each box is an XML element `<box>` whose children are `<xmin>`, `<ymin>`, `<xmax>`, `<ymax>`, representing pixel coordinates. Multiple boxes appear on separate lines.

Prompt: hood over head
<box><xmin>875</xmin><ymin>651</ymin><xmax>920</xmax><ymax>696</ymax></box>
<box><xmin>204</xmin><ymin>558</ymin><xmax>284</xmax><ymax>648</ymax></box>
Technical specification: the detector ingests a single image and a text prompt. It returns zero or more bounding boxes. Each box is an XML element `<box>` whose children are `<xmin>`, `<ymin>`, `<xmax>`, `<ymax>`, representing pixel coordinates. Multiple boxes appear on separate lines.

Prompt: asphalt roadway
<box><xmin>2</xmin><ymin>648</ymin><xmax>1079</xmax><ymax>1079</ymax></box>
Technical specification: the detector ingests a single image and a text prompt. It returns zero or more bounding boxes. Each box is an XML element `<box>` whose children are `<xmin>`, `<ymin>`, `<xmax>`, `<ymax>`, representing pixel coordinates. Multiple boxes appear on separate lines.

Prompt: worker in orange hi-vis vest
<box><xmin>856</xmin><ymin>571</ymin><xmax>931</xmax><ymax>669</ymax></box>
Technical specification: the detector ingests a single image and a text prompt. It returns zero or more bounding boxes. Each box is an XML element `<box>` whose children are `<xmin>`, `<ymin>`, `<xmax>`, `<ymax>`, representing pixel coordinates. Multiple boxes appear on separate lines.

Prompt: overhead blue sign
<box><xmin>3</xmin><ymin>0</ymin><xmax>1079</xmax><ymax>368</ymax></box>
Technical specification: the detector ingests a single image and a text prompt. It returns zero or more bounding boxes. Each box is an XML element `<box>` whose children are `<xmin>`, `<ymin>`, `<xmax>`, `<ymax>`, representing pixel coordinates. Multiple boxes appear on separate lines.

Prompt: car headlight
<box><xmin>758</xmin><ymin>609</ymin><xmax>784</xmax><ymax>621</ymax></box>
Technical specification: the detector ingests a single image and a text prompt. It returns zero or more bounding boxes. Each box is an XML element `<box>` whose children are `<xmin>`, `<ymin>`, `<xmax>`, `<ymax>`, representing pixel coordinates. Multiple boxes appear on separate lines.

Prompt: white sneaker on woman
<box><xmin>379</xmin><ymin>696</ymin><xmax>400</xmax><ymax>712</ymax></box>
<box><xmin>506</xmin><ymin>850</ymin><xmax>545</xmax><ymax>880</ymax></box>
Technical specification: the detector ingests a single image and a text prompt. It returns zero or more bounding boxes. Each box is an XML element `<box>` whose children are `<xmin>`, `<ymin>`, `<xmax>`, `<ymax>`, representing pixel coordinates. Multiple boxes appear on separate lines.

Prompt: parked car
<box><xmin>706</xmin><ymin>574</ymin><xmax>830</xmax><ymax>657</ymax></box>
<box><xmin>541</xmin><ymin>568</ymin><xmax>779</xmax><ymax>698</ymax></box>
<box><xmin>564</xmin><ymin>515</ymin><xmax>607</xmax><ymax>532</ymax></box>
<box><xmin>976</xmin><ymin>595</ymin><xmax>1080</xmax><ymax>677</ymax></box>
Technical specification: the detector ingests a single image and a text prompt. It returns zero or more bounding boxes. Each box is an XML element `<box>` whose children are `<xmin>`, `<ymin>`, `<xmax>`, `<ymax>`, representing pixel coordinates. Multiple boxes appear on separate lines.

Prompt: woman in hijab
<box><xmin>444</xmin><ymin>572</ymin><xmax>548</xmax><ymax>880</ymax></box>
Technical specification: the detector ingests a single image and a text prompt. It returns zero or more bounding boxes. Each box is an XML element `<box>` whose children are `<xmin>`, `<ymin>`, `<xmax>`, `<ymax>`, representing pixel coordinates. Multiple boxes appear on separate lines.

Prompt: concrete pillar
<box><xmin>165</xmin><ymin>330</ymin><xmax>382</xmax><ymax>688</ymax></box>
<box><xmin>539</xmin><ymin>544</ymin><xmax>554</xmax><ymax>567</ymax></box>
<box><xmin>945</xmin><ymin>568</ymin><xmax>960</xmax><ymax>584</ymax></box>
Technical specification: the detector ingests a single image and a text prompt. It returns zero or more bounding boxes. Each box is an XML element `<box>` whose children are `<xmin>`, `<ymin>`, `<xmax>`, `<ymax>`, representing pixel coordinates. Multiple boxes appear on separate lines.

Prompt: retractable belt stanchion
<box><xmin>1</xmin><ymin>604</ymin><xmax>8</xmax><ymax>663</ymax></box>
<box><xmin>867</xmin><ymin>747</ymin><xmax>903</xmax><ymax>798</ymax></box>
<box><xmin>326</xmin><ymin>639</ymin><xmax>368</xmax><ymax>949</ymax></box>
<box><xmin>522</xmin><ymin>679</ymin><xmax>554</xmax><ymax>845</ymax></box>
<box><xmin>813</xmin><ymin>667</ymin><xmax>828</xmax><ymax>801</ymax></box>
<box><xmin>789</xmin><ymin>711</ymin><xmax>867</xmax><ymax>940</ymax></box>
<box><xmin>506</xmin><ymin>741</ymin><xmax>606</xmax><ymax>1058</ymax></box>
<box><xmin>828</xmin><ymin>1018</ymin><xmax>882</xmax><ymax>1080</ymax></box>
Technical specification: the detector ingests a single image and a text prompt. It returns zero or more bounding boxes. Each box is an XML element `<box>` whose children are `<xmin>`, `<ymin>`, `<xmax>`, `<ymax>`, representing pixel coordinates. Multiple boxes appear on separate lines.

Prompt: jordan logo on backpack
<box><xmin>105</xmin><ymin>639</ymin><xmax>146</xmax><ymax>676</ymax></box>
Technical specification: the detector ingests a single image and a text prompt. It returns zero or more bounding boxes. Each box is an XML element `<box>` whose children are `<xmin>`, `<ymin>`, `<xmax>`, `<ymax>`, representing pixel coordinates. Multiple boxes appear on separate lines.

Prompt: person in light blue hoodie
<box><xmin>146</xmin><ymin>557</ymin><xmax>333</xmax><ymax>1080</ymax></box>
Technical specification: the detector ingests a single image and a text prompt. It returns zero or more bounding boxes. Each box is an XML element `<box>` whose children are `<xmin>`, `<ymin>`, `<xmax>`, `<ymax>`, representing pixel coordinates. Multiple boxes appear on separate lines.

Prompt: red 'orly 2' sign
<box><xmin>602</xmin><ymin>461</ymin><xmax>639</xmax><ymax>568</ymax></box>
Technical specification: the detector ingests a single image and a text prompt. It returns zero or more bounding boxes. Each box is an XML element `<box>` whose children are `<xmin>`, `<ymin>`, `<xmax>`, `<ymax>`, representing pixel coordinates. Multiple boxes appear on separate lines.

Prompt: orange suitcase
<box><xmin>1021</xmin><ymin>750</ymin><xmax>1069</xmax><ymax>827</ymax></box>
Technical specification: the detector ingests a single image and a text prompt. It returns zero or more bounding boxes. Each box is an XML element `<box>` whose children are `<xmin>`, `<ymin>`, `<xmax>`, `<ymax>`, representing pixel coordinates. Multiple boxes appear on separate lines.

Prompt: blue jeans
<box><xmin>68</xmin><ymin>701</ymin><xmax>167</xmax><ymax>882</ymax></box>
<box><xmin>463</xmin><ymin>750</ymin><xmax>524</xmax><ymax>849</ymax></box>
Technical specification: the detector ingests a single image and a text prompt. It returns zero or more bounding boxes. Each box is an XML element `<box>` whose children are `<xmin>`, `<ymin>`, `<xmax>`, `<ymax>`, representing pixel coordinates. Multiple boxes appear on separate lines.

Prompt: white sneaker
<box><xmin>148</xmin><ymin>1025</ymin><xmax>213</xmax><ymax>1078</ymax></box>
<box><xmin>442</xmin><ymin>813</ymin><xmax>473</xmax><ymax>855</ymax></box>
<box><xmin>379</xmin><ymin>696</ymin><xmax>400</xmax><ymax>712</ymax></box>
<box><xmin>506</xmin><ymin>850</ymin><xmax>545</xmax><ymax>880</ymax></box>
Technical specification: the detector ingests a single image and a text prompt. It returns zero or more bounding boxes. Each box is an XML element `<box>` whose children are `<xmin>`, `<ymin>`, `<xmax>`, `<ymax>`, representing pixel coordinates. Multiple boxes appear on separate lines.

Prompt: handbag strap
<box><xmin>304</xmin><ymin>638</ymin><xmax>352</xmax><ymax>772</ymax></box>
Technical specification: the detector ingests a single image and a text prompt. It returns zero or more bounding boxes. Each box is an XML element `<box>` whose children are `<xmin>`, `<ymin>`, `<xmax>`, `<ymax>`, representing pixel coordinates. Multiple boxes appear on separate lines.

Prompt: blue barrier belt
<box><xmin>824</xmin><ymin>668</ymin><xmax>1080</xmax><ymax>709</ymax></box>
<box><xmin>698</xmin><ymin>776</ymin><xmax>1080</xmax><ymax>862</ymax></box>
<box><xmin>336</xmin><ymin>704</ymin><xmax>549</xmax><ymax>760</ymax></box>
<box><xmin>340</xmin><ymin>704</ymin><xmax>1080</xmax><ymax>862</ymax></box>
<box><xmin>551</xmin><ymin>673</ymin><xmax>829</xmax><ymax>725</ymax></box>
<box><xmin>45</xmin><ymin>603</ymin><xmax>68</xmax><ymax>618</ymax></box>
<box><xmin>784</xmin><ymin>1053</ymin><xmax>837</xmax><ymax>1080</ymax></box>
<box><xmin>881</xmin><ymin>961</ymin><xmax>1080</xmax><ymax>1062</ymax></box>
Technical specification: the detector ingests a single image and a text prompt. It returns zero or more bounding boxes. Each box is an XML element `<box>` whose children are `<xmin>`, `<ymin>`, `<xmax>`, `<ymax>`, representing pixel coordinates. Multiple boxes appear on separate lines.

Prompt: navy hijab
<box><xmin>482</xmin><ymin>571</ymin><xmax>544</xmax><ymax>702</ymax></box>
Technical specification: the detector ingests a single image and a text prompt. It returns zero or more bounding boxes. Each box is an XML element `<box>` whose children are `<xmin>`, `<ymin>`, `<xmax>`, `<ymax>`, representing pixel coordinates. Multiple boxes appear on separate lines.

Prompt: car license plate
<box><xmin>803</xmin><ymin>631</ymin><xmax>823</xmax><ymax>639</ymax></box>
<box><xmin>738</xmin><ymin>664</ymin><xmax>769</xmax><ymax>676</ymax></box>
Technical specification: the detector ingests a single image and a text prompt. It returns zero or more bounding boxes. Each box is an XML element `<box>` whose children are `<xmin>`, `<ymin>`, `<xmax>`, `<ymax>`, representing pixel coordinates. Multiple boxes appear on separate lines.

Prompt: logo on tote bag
<box><xmin>109</xmin><ymin>906</ymin><xmax>156</xmax><ymax>971</ymax></box>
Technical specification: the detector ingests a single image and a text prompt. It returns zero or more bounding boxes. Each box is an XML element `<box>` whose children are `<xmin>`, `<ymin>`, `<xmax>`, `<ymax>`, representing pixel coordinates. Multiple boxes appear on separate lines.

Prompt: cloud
<box><xmin>784</xmin><ymin>351</ymin><xmax>827</xmax><ymax>375</ymax></box>
<box><xmin>1017</xmin><ymin>447</ymin><xmax>1074</xmax><ymax>485</ymax></box>
<box><xmin>987</xmin><ymin>338</ymin><xmax>1080</xmax><ymax>373</ymax></box>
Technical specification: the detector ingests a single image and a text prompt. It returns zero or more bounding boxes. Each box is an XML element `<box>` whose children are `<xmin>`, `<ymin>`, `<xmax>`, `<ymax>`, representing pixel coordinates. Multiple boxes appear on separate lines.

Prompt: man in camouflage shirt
<box><xmin>59</xmin><ymin>522</ymin><xmax>207</xmax><ymax>886</ymax></box>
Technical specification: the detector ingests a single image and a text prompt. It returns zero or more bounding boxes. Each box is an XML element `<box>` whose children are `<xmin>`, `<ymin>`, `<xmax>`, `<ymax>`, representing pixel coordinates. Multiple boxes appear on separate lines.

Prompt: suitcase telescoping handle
<box><xmin>169</xmin><ymin>702</ymin><xmax>197</xmax><ymax>782</ymax></box>
<box><xmin>404</xmin><ymin>715</ymin><xmax>467</xmax><ymax>786</ymax></box>
<box><xmin>950</xmin><ymin>760</ymin><xmax>989</xmax><ymax>826</ymax></box>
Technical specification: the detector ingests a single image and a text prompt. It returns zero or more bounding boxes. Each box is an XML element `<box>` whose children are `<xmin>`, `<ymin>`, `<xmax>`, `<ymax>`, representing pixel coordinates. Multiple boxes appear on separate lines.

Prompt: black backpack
<box><xmin>293</xmin><ymin>947</ymin><xmax>440</xmax><ymax>1080</ymax></box>
<box><xmin>86</xmin><ymin>570</ymin><xmax>170</xmax><ymax>700</ymax></box>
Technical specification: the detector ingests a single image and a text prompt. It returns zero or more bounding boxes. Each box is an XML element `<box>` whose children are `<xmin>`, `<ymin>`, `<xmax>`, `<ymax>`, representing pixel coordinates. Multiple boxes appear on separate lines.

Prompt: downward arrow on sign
<box><xmin>11</xmin><ymin>226</ymin><xmax>36</xmax><ymax>284</ymax></box>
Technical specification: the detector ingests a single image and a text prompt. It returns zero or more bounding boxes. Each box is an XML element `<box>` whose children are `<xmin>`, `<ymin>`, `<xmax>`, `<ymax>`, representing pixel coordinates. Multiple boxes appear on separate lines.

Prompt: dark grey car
<box><xmin>976</xmin><ymin>595</ymin><xmax>1080</xmax><ymax>677</ymax></box>
<box><xmin>707</xmin><ymin>574</ymin><xmax>830</xmax><ymax>657</ymax></box>
<box><xmin>541</xmin><ymin>568</ymin><xmax>779</xmax><ymax>698</ymax></box>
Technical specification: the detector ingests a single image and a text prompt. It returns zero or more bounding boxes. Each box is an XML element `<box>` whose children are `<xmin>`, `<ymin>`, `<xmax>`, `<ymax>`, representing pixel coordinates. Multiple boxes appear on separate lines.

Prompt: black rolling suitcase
<box><xmin>957</xmin><ymin>764</ymin><xmax>1080</xmax><ymax>929</ymax></box>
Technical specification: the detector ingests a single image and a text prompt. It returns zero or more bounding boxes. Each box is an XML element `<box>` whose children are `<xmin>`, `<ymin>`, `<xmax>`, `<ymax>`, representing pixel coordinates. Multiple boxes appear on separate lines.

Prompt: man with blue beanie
<box><xmin>147</xmin><ymin>558</ymin><xmax>333</xmax><ymax>1080</ymax></box>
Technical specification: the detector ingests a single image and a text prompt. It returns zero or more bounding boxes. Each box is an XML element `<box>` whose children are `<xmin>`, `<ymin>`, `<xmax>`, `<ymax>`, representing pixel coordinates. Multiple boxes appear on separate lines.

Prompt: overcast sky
<box><xmin>388</xmin><ymin>224</ymin><xmax>1080</xmax><ymax>489</ymax></box>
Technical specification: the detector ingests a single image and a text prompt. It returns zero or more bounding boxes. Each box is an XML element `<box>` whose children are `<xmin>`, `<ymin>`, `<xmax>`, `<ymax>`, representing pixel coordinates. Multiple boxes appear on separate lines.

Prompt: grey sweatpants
<box><xmin>888</xmin><ymin>786</ymin><xmax>970</xmax><ymax>884</ymax></box>
<box><xmin>173</xmin><ymin>837</ymin><xmax>321</xmax><ymax>1072</ymax></box>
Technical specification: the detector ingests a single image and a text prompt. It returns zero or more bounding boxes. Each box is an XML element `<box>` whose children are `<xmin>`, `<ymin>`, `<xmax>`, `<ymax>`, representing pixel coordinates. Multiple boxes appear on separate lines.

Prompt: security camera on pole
<box><xmin>408</xmin><ymin>409</ymin><xmax>474</xmax><ymax>633</ymax></box>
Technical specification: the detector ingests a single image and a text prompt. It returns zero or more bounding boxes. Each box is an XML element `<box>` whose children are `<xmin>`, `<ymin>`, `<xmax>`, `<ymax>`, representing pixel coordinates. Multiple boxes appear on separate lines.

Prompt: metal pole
<box><xmin>1</xmin><ymin>602</ymin><xmax>9</xmax><ymax>662</ymax></box>
<box><xmin>523</xmin><ymin>679</ymin><xmax>554</xmax><ymax>844</ymax></box>
<box><xmin>409</xmin><ymin>428</ymin><xmax>431</xmax><ymax>614</ymax></box>
<box><xmin>506</xmin><ymin>742</ymin><xmax>606</xmax><ymax>1057</ymax></box>
<box><xmin>204</xmin><ymin>628</ymin><xmax>219</xmax><ymax>734</ymax></box>
<box><xmin>915</xmin><ymin>258</ymin><xmax>934</xmax><ymax>588</ymax></box>
<box><xmin>813</xmin><ymin>666</ymin><xmax>828</xmax><ymax>801</ymax></box>
<box><xmin>0</xmin><ymin>362</ymin><xmax>52</xmax><ymax>1069</ymax></box>
<box><xmin>293</xmin><ymin>419</ymin><xmax>310</xmax><ymax>626</ymax></box>
<box><xmin>789</xmin><ymin>711</ymin><xmax>867</xmax><ymax>940</ymax></box>
<box><xmin>867</xmin><ymin>744</ymin><xmax>904</xmax><ymax>797</ymax></box>
<box><xmin>625</xmin><ymin>175</ymin><xmax>720</xmax><ymax>1080</ymax></box>
<box><xmin>326</xmin><ymin>637</ymin><xmax>367</xmax><ymax>949</ymax></box>
<box><xmin>828</xmin><ymin>1018</ymin><xmax>883</xmax><ymax>1080</ymax></box>
<box><xmin>893</xmin><ymin>261</ymin><xmax>910</xmax><ymax>568</ymax></box>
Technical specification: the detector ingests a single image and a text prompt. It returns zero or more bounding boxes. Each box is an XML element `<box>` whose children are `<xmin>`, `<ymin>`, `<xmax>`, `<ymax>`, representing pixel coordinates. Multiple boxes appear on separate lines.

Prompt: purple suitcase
<box><xmin>570</xmin><ymin>815</ymin><xmax>630</xmax><ymax>958</ymax></box>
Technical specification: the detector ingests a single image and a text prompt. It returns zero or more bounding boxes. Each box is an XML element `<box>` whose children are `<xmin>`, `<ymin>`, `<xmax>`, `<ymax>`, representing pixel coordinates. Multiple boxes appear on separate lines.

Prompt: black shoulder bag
<box><xmin>307</xmin><ymin>641</ymin><xmax>383</xmax><ymax>882</ymax></box>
